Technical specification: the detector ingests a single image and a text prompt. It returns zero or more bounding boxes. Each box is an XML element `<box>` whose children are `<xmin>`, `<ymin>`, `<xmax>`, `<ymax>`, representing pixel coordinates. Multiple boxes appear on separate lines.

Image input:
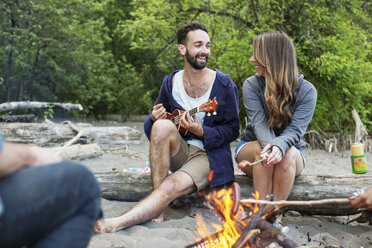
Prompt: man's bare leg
<box><xmin>150</xmin><ymin>120</ymin><xmax>181</xmax><ymax>187</ymax></box>
<box><xmin>95</xmin><ymin>120</ymin><xmax>187</xmax><ymax>233</ymax></box>
<box><xmin>149</xmin><ymin>120</ymin><xmax>183</xmax><ymax>221</ymax></box>
<box><xmin>95</xmin><ymin>170</ymin><xmax>195</xmax><ymax>233</ymax></box>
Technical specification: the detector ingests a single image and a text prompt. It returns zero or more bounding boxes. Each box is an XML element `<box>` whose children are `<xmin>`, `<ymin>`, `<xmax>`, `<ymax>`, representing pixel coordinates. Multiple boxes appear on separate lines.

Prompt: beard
<box><xmin>185</xmin><ymin>49</ymin><xmax>208</xmax><ymax>70</ymax></box>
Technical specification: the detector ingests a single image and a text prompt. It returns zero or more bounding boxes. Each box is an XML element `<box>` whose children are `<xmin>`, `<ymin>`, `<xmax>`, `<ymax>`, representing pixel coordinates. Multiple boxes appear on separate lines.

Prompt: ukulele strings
<box><xmin>172</xmin><ymin>107</ymin><xmax>198</xmax><ymax>125</ymax></box>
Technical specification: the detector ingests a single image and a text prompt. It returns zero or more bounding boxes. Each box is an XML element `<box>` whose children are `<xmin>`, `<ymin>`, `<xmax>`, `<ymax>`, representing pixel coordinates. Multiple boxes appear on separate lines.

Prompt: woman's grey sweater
<box><xmin>240</xmin><ymin>74</ymin><xmax>317</xmax><ymax>156</ymax></box>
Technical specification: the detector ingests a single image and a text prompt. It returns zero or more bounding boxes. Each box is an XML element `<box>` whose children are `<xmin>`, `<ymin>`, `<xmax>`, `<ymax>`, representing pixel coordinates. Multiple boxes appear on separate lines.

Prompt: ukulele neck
<box><xmin>189</xmin><ymin>107</ymin><xmax>198</xmax><ymax>116</ymax></box>
<box><xmin>173</xmin><ymin>106</ymin><xmax>198</xmax><ymax>125</ymax></box>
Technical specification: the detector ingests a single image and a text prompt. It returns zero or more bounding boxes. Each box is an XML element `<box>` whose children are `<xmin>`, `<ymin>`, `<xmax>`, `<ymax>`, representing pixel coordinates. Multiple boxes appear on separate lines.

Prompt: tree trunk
<box><xmin>95</xmin><ymin>172</ymin><xmax>371</xmax><ymax>216</ymax></box>
<box><xmin>25</xmin><ymin>46</ymin><xmax>41</xmax><ymax>100</ymax></box>
<box><xmin>0</xmin><ymin>122</ymin><xmax>142</xmax><ymax>148</ymax></box>
<box><xmin>352</xmin><ymin>109</ymin><xmax>368</xmax><ymax>143</ymax></box>
<box><xmin>4</xmin><ymin>2</ymin><xmax>16</xmax><ymax>102</ymax></box>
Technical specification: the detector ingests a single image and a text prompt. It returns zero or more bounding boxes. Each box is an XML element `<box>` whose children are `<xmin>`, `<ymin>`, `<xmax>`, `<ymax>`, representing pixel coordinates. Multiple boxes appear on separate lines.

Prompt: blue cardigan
<box><xmin>144</xmin><ymin>69</ymin><xmax>240</xmax><ymax>187</ymax></box>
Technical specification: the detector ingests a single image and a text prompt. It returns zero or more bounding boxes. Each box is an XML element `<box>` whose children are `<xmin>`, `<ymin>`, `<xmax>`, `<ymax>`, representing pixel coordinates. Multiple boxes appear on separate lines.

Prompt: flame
<box><xmin>194</xmin><ymin>189</ymin><xmax>260</xmax><ymax>248</ymax></box>
<box><xmin>194</xmin><ymin>212</ymin><xmax>209</xmax><ymax>238</ymax></box>
<box><xmin>208</xmin><ymin>170</ymin><xmax>214</xmax><ymax>182</ymax></box>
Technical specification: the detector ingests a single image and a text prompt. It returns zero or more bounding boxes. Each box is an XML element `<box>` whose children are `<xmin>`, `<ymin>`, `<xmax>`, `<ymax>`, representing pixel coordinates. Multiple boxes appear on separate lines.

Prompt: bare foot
<box><xmin>94</xmin><ymin>218</ymin><xmax>123</xmax><ymax>234</ymax></box>
<box><xmin>151</xmin><ymin>212</ymin><xmax>164</xmax><ymax>223</ymax></box>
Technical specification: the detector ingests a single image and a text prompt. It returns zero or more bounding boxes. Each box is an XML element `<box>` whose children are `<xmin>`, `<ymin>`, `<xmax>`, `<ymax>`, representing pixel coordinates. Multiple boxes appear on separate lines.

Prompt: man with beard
<box><xmin>94</xmin><ymin>22</ymin><xmax>240</xmax><ymax>233</ymax></box>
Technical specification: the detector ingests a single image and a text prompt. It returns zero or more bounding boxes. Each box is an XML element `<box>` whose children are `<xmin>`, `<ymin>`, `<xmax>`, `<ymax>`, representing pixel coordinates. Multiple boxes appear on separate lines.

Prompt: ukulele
<box><xmin>166</xmin><ymin>97</ymin><xmax>218</xmax><ymax>136</ymax></box>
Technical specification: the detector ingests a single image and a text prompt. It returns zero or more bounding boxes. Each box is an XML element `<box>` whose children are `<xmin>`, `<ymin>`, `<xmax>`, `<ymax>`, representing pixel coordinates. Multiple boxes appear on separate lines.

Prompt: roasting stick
<box><xmin>240</xmin><ymin>198</ymin><xmax>350</xmax><ymax>207</ymax></box>
<box><xmin>238</xmin><ymin>158</ymin><xmax>267</xmax><ymax>169</ymax></box>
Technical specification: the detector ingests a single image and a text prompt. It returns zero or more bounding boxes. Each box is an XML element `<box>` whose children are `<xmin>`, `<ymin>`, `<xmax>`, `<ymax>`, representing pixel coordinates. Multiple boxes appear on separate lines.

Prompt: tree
<box><xmin>0</xmin><ymin>0</ymin><xmax>370</xmax><ymax>134</ymax></box>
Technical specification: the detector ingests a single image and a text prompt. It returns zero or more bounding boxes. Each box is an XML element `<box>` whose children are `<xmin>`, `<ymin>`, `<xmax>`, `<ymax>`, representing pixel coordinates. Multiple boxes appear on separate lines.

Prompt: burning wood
<box><xmin>254</xmin><ymin>219</ymin><xmax>299</xmax><ymax>248</ymax></box>
<box><xmin>186</xmin><ymin>183</ymin><xmax>299</xmax><ymax>248</ymax></box>
<box><xmin>185</xmin><ymin>228</ymin><xmax>234</xmax><ymax>248</ymax></box>
<box><xmin>231</xmin><ymin>199</ymin><xmax>268</xmax><ymax>248</ymax></box>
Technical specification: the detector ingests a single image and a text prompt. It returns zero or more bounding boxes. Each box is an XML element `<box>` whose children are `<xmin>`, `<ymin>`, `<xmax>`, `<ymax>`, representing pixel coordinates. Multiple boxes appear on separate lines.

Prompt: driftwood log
<box><xmin>304</xmin><ymin>109</ymin><xmax>372</xmax><ymax>152</ymax></box>
<box><xmin>46</xmin><ymin>143</ymin><xmax>103</xmax><ymax>160</ymax></box>
<box><xmin>0</xmin><ymin>114</ymin><xmax>35</xmax><ymax>122</ymax></box>
<box><xmin>0</xmin><ymin>122</ymin><xmax>142</xmax><ymax>148</ymax></box>
<box><xmin>0</xmin><ymin>101</ymin><xmax>83</xmax><ymax>112</ymax></box>
<box><xmin>95</xmin><ymin>171</ymin><xmax>371</xmax><ymax>216</ymax></box>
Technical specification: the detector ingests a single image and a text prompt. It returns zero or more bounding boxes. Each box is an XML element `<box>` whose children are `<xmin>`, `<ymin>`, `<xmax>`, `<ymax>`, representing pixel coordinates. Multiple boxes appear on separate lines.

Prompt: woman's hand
<box><xmin>260</xmin><ymin>144</ymin><xmax>282</xmax><ymax>167</ymax></box>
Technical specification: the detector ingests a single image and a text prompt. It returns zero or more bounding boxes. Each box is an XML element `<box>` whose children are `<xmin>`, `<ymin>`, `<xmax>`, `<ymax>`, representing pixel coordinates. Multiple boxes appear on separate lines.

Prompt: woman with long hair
<box><xmin>236</xmin><ymin>31</ymin><xmax>317</xmax><ymax>226</ymax></box>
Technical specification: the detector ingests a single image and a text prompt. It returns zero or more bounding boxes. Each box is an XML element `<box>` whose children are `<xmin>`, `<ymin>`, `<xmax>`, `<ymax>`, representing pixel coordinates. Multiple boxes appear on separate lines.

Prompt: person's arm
<box><xmin>242</xmin><ymin>77</ymin><xmax>276</xmax><ymax>147</ymax></box>
<box><xmin>0</xmin><ymin>142</ymin><xmax>62</xmax><ymax>178</ymax></box>
<box><xmin>270</xmin><ymin>82</ymin><xmax>317</xmax><ymax>155</ymax></box>
<box><xmin>144</xmin><ymin>76</ymin><xmax>172</xmax><ymax>140</ymax></box>
<box><xmin>349</xmin><ymin>188</ymin><xmax>372</xmax><ymax>210</ymax></box>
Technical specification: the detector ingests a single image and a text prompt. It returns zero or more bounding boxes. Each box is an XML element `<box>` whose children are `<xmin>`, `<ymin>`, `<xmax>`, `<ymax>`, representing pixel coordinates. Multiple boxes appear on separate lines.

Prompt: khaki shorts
<box><xmin>170</xmin><ymin>139</ymin><xmax>210</xmax><ymax>192</ymax></box>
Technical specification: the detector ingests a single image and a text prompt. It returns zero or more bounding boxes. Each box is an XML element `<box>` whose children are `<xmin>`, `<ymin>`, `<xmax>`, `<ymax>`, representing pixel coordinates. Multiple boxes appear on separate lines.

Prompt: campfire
<box><xmin>186</xmin><ymin>182</ymin><xmax>299</xmax><ymax>248</ymax></box>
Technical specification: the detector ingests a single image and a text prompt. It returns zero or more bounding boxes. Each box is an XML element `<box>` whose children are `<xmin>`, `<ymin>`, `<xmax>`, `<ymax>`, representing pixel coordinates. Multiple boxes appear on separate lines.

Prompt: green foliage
<box><xmin>43</xmin><ymin>105</ymin><xmax>54</xmax><ymax>120</ymax></box>
<box><xmin>292</xmin><ymin>0</ymin><xmax>372</xmax><ymax>132</ymax></box>
<box><xmin>0</xmin><ymin>0</ymin><xmax>370</xmax><ymax>134</ymax></box>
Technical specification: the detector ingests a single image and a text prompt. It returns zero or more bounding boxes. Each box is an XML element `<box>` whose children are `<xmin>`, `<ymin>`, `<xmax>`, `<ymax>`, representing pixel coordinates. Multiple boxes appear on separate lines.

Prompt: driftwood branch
<box><xmin>255</xmin><ymin>219</ymin><xmax>299</xmax><ymax>248</ymax></box>
<box><xmin>304</xmin><ymin>116</ymin><xmax>372</xmax><ymax>152</ymax></box>
<box><xmin>352</xmin><ymin>109</ymin><xmax>368</xmax><ymax>143</ymax></box>
<box><xmin>0</xmin><ymin>122</ymin><xmax>141</xmax><ymax>148</ymax></box>
<box><xmin>0</xmin><ymin>114</ymin><xmax>35</xmax><ymax>122</ymax></box>
<box><xmin>57</xmin><ymin>131</ymin><xmax>84</xmax><ymax>155</ymax></box>
<box><xmin>240</xmin><ymin>198</ymin><xmax>350</xmax><ymax>207</ymax></box>
<box><xmin>58</xmin><ymin>120</ymin><xmax>94</xmax><ymax>152</ymax></box>
<box><xmin>47</xmin><ymin>143</ymin><xmax>103</xmax><ymax>160</ymax></box>
<box><xmin>231</xmin><ymin>201</ymin><xmax>269</xmax><ymax>248</ymax></box>
<box><xmin>0</xmin><ymin>101</ymin><xmax>83</xmax><ymax>112</ymax></box>
<box><xmin>64</xmin><ymin>120</ymin><xmax>81</xmax><ymax>133</ymax></box>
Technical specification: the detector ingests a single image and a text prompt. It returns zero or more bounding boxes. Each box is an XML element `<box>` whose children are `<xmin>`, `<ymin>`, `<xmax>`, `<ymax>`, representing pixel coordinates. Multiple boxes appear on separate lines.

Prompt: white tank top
<box><xmin>172</xmin><ymin>70</ymin><xmax>215</xmax><ymax>151</ymax></box>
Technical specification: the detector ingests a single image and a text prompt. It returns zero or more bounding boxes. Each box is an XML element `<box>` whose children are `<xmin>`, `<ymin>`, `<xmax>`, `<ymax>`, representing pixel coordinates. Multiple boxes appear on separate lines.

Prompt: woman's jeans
<box><xmin>0</xmin><ymin>161</ymin><xmax>101</xmax><ymax>248</ymax></box>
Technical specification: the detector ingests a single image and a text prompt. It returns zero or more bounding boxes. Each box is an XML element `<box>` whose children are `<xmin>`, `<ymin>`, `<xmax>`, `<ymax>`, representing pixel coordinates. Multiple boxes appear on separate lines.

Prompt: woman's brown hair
<box><xmin>253</xmin><ymin>31</ymin><xmax>298</xmax><ymax>128</ymax></box>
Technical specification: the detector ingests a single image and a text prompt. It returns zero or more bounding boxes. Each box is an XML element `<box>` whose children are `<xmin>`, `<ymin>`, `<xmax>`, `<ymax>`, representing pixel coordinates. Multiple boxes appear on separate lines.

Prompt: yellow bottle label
<box><xmin>352</xmin><ymin>156</ymin><xmax>367</xmax><ymax>173</ymax></box>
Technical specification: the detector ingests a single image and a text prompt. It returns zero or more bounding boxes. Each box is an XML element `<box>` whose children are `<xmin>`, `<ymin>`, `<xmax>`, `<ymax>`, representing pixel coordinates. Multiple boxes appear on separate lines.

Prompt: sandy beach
<box><xmin>83</xmin><ymin>122</ymin><xmax>372</xmax><ymax>248</ymax></box>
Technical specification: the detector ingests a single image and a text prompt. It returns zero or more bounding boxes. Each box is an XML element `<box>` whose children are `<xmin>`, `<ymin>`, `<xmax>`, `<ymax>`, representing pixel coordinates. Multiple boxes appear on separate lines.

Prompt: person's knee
<box><xmin>61</xmin><ymin>162</ymin><xmax>101</xmax><ymax>216</ymax></box>
<box><xmin>157</xmin><ymin>177</ymin><xmax>178</xmax><ymax>199</ymax></box>
<box><xmin>237</xmin><ymin>141</ymin><xmax>262</xmax><ymax>162</ymax></box>
<box><xmin>252</xmin><ymin>145</ymin><xmax>263</xmax><ymax>160</ymax></box>
<box><xmin>277</xmin><ymin>150</ymin><xmax>297</xmax><ymax>173</ymax></box>
<box><xmin>59</xmin><ymin>162</ymin><xmax>100</xmax><ymax>198</ymax></box>
<box><xmin>151</xmin><ymin>120</ymin><xmax>177</xmax><ymax>144</ymax></box>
